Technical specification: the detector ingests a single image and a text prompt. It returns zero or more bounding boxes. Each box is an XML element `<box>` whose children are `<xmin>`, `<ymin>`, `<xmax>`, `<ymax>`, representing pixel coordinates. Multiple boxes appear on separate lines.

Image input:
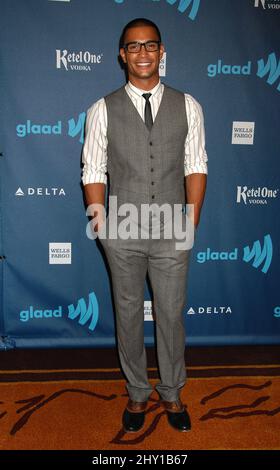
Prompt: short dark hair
<box><xmin>120</xmin><ymin>18</ymin><xmax>162</xmax><ymax>48</ymax></box>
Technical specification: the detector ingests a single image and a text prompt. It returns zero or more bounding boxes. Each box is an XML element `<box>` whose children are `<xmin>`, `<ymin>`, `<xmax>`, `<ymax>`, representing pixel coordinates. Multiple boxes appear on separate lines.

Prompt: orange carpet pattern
<box><xmin>0</xmin><ymin>376</ymin><xmax>279</xmax><ymax>450</ymax></box>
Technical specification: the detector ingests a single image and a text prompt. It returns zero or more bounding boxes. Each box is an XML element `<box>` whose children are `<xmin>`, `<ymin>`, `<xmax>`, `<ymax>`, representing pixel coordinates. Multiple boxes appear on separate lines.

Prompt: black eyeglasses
<box><xmin>123</xmin><ymin>41</ymin><xmax>161</xmax><ymax>53</ymax></box>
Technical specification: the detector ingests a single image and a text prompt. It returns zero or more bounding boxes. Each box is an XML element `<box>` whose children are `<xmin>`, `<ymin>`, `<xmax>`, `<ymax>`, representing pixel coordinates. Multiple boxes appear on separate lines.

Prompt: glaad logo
<box><xmin>257</xmin><ymin>53</ymin><xmax>280</xmax><ymax>92</ymax></box>
<box><xmin>243</xmin><ymin>234</ymin><xmax>273</xmax><ymax>274</ymax></box>
<box><xmin>197</xmin><ymin>235</ymin><xmax>273</xmax><ymax>274</ymax></box>
<box><xmin>237</xmin><ymin>186</ymin><xmax>279</xmax><ymax>205</ymax></box>
<box><xmin>68</xmin><ymin>292</ymin><xmax>99</xmax><ymax>331</ymax></box>
<box><xmin>56</xmin><ymin>49</ymin><xmax>103</xmax><ymax>72</ymax></box>
<box><xmin>197</xmin><ymin>248</ymin><xmax>238</xmax><ymax>263</ymax></box>
<box><xmin>273</xmin><ymin>307</ymin><xmax>280</xmax><ymax>318</ymax></box>
<box><xmin>68</xmin><ymin>112</ymin><xmax>86</xmax><ymax>143</ymax></box>
<box><xmin>16</xmin><ymin>113</ymin><xmax>86</xmax><ymax>144</ymax></box>
<box><xmin>20</xmin><ymin>306</ymin><xmax>63</xmax><ymax>323</ymax></box>
<box><xmin>208</xmin><ymin>53</ymin><xmax>280</xmax><ymax>93</ymax></box>
<box><xmin>207</xmin><ymin>60</ymin><xmax>251</xmax><ymax>78</ymax></box>
<box><xmin>114</xmin><ymin>0</ymin><xmax>201</xmax><ymax>21</ymax></box>
<box><xmin>19</xmin><ymin>292</ymin><xmax>99</xmax><ymax>332</ymax></box>
<box><xmin>16</xmin><ymin>120</ymin><xmax>61</xmax><ymax>137</ymax></box>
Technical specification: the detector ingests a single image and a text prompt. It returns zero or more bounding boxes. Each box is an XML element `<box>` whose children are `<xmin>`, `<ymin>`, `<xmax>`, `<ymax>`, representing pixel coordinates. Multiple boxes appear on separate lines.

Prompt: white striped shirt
<box><xmin>82</xmin><ymin>81</ymin><xmax>208</xmax><ymax>185</ymax></box>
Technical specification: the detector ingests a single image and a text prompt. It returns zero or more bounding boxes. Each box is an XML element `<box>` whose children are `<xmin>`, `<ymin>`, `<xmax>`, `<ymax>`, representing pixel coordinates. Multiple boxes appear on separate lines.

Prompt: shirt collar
<box><xmin>126</xmin><ymin>80</ymin><xmax>163</xmax><ymax>99</ymax></box>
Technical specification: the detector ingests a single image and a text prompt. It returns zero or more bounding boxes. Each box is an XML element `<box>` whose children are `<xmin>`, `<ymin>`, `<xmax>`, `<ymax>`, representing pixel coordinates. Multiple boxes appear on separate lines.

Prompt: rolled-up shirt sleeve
<box><xmin>184</xmin><ymin>94</ymin><xmax>208</xmax><ymax>176</ymax></box>
<box><xmin>81</xmin><ymin>98</ymin><xmax>108</xmax><ymax>185</ymax></box>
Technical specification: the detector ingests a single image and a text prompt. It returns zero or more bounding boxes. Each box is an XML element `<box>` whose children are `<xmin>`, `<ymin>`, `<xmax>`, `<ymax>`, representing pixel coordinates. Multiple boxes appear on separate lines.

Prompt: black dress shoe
<box><xmin>162</xmin><ymin>400</ymin><xmax>191</xmax><ymax>432</ymax></box>
<box><xmin>122</xmin><ymin>400</ymin><xmax>147</xmax><ymax>433</ymax></box>
<box><xmin>166</xmin><ymin>408</ymin><xmax>191</xmax><ymax>432</ymax></box>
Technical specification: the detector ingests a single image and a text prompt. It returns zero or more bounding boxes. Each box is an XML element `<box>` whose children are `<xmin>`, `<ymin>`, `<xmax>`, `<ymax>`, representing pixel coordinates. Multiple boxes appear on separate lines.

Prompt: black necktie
<box><xmin>142</xmin><ymin>93</ymin><xmax>153</xmax><ymax>131</ymax></box>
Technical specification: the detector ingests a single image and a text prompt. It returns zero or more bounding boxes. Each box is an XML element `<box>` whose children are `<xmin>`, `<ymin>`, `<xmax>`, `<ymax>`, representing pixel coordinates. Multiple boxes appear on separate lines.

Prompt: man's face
<box><xmin>120</xmin><ymin>25</ymin><xmax>164</xmax><ymax>85</ymax></box>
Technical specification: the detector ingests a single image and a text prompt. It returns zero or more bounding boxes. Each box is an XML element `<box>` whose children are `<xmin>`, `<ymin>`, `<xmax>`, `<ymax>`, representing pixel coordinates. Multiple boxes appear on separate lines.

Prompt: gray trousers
<box><xmin>100</xmin><ymin>228</ymin><xmax>190</xmax><ymax>402</ymax></box>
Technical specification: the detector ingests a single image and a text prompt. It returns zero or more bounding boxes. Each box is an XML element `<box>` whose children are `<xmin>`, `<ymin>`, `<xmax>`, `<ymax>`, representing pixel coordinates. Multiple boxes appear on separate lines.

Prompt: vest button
<box><xmin>149</xmin><ymin>142</ymin><xmax>153</xmax><ymax>146</ymax></box>
<box><xmin>151</xmin><ymin>181</ymin><xmax>154</xmax><ymax>185</ymax></box>
<box><xmin>151</xmin><ymin>195</ymin><xmax>155</xmax><ymax>199</ymax></box>
<box><xmin>151</xmin><ymin>168</ymin><xmax>154</xmax><ymax>172</ymax></box>
<box><xmin>150</xmin><ymin>155</ymin><xmax>154</xmax><ymax>159</ymax></box>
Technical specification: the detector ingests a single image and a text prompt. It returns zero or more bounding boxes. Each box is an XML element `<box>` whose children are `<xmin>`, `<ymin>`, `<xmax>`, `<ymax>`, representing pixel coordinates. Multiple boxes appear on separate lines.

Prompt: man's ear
<box><xmin>119</xmin><ymin>48</ymin><xmax>127</xmax><ymax>64</ymax></box>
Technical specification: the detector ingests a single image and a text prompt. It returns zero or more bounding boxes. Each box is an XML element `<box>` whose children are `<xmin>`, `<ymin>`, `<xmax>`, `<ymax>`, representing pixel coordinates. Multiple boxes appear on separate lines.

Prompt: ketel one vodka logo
<box><xmin>254</xmin><ymin>0</ymin><xmax>266</xmax><ymax>7</ymax></box>
<box><xmin>254</xmin><ymin>0</ymin><xmax>280</xmax><ymax>9</ymax></box>
<box><xmin>19</xmin><ymin>292</ymin><xmax>99</xmax><ymax>332</ymax></box>
<box><xmin>56</xmin><ymin>49</ymin><xmax>103</xmax><ymax>71</ymax></box>
<box><xmin>236</xmin><ymin>186</ymin><xmax>279</xmax><ymax>205</ymax></box>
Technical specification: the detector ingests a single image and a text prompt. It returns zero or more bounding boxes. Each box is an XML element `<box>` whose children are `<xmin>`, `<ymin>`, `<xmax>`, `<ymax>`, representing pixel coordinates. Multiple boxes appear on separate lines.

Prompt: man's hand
<box><xmin>86</xmin><ymin>204</ymin><xmax>106</xmax><ymax>239</ymax></box>
<box><xmin>90</xmin><ymin>209</ymin><xmax>105</xmax><ymax>236</ymax></box>
<box><xmin>84</xmin><ymin>183</ymin><xmax>106</xmax><ymax>237</ymax></box>
<box><xmin>185</xmin><ymin>173</ymin><xmax>207</xmax><ymax>229</ymax></box>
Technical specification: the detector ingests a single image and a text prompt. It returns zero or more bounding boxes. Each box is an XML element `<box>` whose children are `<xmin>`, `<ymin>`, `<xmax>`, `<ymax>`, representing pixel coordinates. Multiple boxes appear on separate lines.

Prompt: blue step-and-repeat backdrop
<box><xmin>0</xmin><ymin>0</ymin><xmax>280</xmax><ymax>350</ymax></box>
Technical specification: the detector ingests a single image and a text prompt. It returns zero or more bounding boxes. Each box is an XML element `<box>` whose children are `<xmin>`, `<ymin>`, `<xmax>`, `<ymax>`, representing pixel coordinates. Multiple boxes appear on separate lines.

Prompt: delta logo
<box><xmin>15</xmin><ymin>187</ymin><xmax>66</xmax><ymax>197</ymax></box>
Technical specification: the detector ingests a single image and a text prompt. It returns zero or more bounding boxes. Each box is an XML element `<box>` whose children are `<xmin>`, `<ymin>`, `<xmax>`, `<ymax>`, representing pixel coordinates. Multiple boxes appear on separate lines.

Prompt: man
<box><xmin>82</xmin><ymin>18</ymin><xmax>207</xmax><ymax>433</ymax></box>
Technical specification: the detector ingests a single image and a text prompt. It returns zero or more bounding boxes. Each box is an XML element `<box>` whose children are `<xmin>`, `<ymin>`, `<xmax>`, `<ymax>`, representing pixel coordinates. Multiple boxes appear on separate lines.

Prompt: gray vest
<box><xmin>104</xmin><ymin>85</ymin><xmax>188</xmax><ymax>217</ymax></box>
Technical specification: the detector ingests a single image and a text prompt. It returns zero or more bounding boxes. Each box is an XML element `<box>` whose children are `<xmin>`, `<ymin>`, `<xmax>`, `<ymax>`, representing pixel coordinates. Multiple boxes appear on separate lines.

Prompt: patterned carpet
<box><xmin>0</xmin><ymin>372</ymin><xmax>279</xmax><ymax>450</ymax></box>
